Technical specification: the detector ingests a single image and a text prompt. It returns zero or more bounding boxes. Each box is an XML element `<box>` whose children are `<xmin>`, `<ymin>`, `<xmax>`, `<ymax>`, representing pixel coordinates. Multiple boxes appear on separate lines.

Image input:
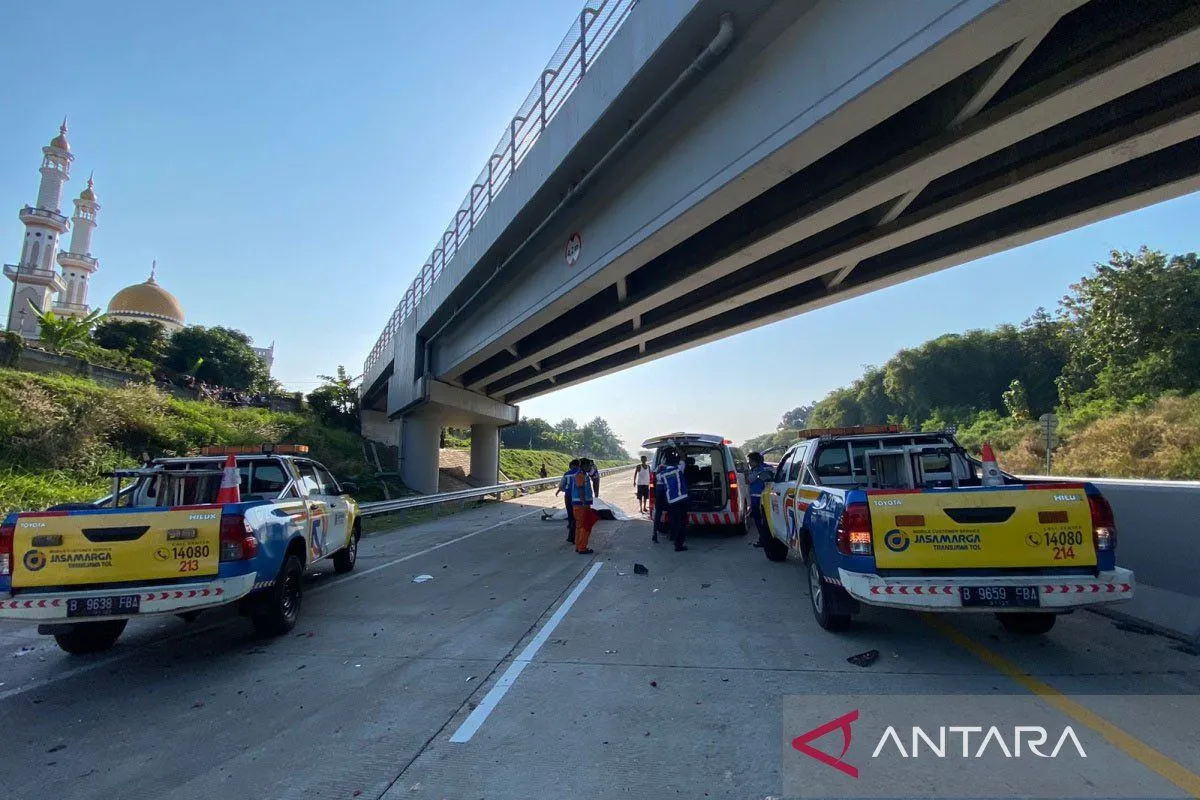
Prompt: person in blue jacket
<box><xmin>746</xmin><ymin>452</ymin><xmax>774</xmax><ymax>548</ymax></box>
<box><xmin>555</xmin><ymin>459</ymin><xmax>581</xmax><ymax>543</ymax></box>
<box><xmin>659</xmin><ymin>450</ymin><xmax>690</xmax><ymax>552</ymax></box>
<box><xmin>651</xmin><ymin>450</ymin><xmax>674</xmax><ymax>543</ymax></box>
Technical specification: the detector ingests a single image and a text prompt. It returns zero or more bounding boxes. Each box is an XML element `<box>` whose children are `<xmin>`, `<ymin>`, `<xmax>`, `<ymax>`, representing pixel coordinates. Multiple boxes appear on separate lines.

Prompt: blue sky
<box><xmin>2</xmin><ymin>0</ymin><xmax>1197</xmax><ymax>453</ymax></box>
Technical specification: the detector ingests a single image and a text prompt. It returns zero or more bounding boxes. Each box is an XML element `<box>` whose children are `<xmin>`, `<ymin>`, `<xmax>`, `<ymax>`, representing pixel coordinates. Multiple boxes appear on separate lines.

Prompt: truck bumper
<box><xmin>0</xmin><ymin>573</ymin><xmax>258</xmax><ymax>623</ymax></box>
<box><xmin>837</xmin><ymin>567</ymin><xmax>1135</xmax><ymax>612</ymax></box>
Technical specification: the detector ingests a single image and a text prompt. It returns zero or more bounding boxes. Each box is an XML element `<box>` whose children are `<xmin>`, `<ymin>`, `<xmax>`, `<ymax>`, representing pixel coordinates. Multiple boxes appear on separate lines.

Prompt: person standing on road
<box><xmin>659</xmin><ymin>450</ymin><xmax>690</xmax><ymax>552</ymax></box>
<box><xmin>634</xmin><ymin>456</ymin><xmax>651</xmax><ymax>514</ymax></box>
<box><xmin>588</xmin><ymin>461</ymin><xmax>601</xmax><ymax>497</ymax></box>
<box><xmin>572</xmin><ymin>458</ymin><xmax>598</xmax><ymax>555</ymax></box>
<box><xmin>556</xmin><ymin>459</ymin><xmax>581</xmax><ymax>544</ymax></box>
<box><xmin>745</xmin><ymin>452</ymin><xmax>773</xmax><ymax>548</ymax></box>
<box><xmin>540</xmin><ymin>462</ymin><xmax>548</xmax><ymax>479</ymax></box>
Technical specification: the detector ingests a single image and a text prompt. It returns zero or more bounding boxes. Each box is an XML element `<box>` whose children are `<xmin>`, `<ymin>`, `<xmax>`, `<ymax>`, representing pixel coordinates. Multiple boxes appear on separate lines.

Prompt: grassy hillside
<box><xmin>499</xmin><ymin>449</ymin><xmax>631</xmax><ymax>481</ymax></box>
<box><xmin>0</xmin><ymin>368</ymin><xmax>379</xmax><ymax>513</ymax></box>
<box><xmin>987</xmin><ymin>393</ymin><xmax>1200</xmax><ymax>478</ymax></box>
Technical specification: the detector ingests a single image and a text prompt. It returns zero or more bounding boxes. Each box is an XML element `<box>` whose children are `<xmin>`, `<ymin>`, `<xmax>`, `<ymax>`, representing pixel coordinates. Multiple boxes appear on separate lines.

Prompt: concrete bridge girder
<box><xmin>493</xmin><ymin>102</ymin><xmax>1200</xmax><ymax>399</ymax></box>
<box><xmin>437</xmin><ymin>0</ymin><xmax>1076</xmax><ymax>388</ymax></box>
<box><xmin>449</xmin><ymin>0</ymin><xmax>1200</xmax><ymax>401</ymax></box>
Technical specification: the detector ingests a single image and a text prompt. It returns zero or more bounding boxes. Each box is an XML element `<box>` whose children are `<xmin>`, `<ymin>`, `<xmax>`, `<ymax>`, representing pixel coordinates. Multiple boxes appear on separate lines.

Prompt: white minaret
<box><xmin>55</xmin><ymin>173</ymin><xmax>101</xmax><ymax>317</ymax></box>
<box><xmin>5</xmin><ymin>120</ymin><xmax>71</xmax><ymax>338</ymax></box>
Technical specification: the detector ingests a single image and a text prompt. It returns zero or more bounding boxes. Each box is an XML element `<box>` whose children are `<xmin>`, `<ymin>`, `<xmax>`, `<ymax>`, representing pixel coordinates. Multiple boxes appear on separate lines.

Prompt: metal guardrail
<box><xmin>358</xmin><ymin>464</ymin><xmax>635</xmax><ymax>517</ymax></box>
<box><xmin>1019</xmin><ymin>474</ymin><xmax>1200</xmax><ymax>488</ymax></box>
<box><xmin>363</xmin><ymin>0</ymin><xmax>638</xmax><ymax>378</ymax></box>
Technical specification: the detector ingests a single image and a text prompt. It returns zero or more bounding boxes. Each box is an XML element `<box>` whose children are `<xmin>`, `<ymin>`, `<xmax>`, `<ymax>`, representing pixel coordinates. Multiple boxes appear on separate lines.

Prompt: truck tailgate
<box><xmin>869</xmin><ymin>485</ymin><xmax>1096</xmax><ymax>570</ymax></box>
<box><xmin>11</xmin><ymin>505</ymin><xmax>222</xmax><ymax>589</ymax></box>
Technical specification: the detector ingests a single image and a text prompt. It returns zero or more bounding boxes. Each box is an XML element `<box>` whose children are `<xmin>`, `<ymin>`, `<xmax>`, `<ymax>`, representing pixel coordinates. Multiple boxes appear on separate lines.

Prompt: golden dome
<box><xmin>107</xmin><ymin>268</ymin><xmax>185</xmax><ymax>327</ymax></box>
<box><xmin>79</xmin><ymin>176</ymin><xmax>97</xmax><ymax>202</ymax></box>
<box><xmin>49</xmin><ymin>121</ymin><xmax>70</xmax><ymax>152</ymax></box>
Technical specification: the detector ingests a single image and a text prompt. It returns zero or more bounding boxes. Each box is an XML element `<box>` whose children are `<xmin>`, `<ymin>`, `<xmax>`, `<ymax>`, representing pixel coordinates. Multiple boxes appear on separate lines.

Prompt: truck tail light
<box><xmin>837</xmin><ymin>502</ymin><xmax>873</xmax><ymax>556</ymax></box>
<box><xmin>0</xmin><ymin>520</ymin><xmax>14</xmax><ymax>576</ymax></box>
<box><xmin>219</xmin><ymin>514</ymin><xmax>258</xmax><ymax>561</ymax></box>
<box><xmin>1088</xmin><ymin>494</ymin><xmax>1116</xmax><ymax>551</ymax></box>
<box><xmin>728</xmin><ymin>471</ymin><xmax>739</xmax><ymax>520</ymax></box>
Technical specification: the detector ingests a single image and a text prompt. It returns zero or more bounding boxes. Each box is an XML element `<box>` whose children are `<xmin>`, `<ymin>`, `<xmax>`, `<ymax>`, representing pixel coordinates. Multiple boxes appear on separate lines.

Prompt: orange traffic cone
<box><xmin>980</xmin><ymin>442</ymin><xmax>1003</xmax><ymax>486</ymax></box>
<box><xmin>214</xmin><ymin>453</ymin><xmax>242</xmax><ymax>504</ymax></box>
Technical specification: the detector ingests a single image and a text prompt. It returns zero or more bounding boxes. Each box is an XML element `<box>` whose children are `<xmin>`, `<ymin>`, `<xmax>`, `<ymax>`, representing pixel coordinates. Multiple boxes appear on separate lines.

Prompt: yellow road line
<box><xmin>923</xmin><ymin>614</ymin><xmax>1200</xmax><ymax>799</ymax></box>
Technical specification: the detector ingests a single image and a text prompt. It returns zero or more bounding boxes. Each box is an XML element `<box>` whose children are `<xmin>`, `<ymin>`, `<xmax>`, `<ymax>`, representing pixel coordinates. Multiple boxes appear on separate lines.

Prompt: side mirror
<box><xmin>339</xmin><ymin>481</ymin><xmax>359</xmax><ymax>495</ymax></box>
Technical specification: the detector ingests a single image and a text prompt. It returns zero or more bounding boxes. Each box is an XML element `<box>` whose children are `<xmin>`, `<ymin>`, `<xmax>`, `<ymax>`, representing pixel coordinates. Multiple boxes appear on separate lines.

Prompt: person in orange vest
<box><xmin>571</xmin><ymin>457</ymin><xmax>597</xmax><ymax>554</ymax></box>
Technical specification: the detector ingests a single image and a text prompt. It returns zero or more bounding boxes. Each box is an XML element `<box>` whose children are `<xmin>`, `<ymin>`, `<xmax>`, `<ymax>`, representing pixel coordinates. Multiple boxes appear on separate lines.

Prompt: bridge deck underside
<box><xmin>452</xmin><ymin>0</ymin><xmax>1200</xmax><ymax>404</ymax></box>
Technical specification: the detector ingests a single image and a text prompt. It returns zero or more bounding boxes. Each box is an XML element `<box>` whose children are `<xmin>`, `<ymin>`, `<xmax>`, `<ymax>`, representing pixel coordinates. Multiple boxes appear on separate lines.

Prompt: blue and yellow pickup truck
<box><xmin>0</xmin><ymin>445</ymin><xmax>360</xmax><ymax>654</ymax></box>
<box><xmin>761</xmin><ymin>426</ymin><xmax>1133</xmax><ymax>635</ymax></box>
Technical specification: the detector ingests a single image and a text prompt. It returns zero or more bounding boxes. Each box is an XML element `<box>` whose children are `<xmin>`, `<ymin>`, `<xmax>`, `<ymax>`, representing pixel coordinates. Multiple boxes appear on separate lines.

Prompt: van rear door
<box><xmin>868</xmin><ymin>485</ymin><xmax>1096</xmax><ymax>570</ymax></box>
<box><xmin>11</xmin><ymin>506</ymin><xmax>223</xmax><ymax>589</ymax></box>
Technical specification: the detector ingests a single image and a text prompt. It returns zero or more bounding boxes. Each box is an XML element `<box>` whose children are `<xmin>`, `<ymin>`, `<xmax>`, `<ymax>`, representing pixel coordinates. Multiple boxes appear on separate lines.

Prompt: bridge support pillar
<box><xmin>469</xmin><ymin>424</ymin><xmax>500</xmax><ymax>485</ymax></box>
<box><xmin>400</xmin><ymin>413</ymin><xmax>443</xmax><ymax>495</ymax></box>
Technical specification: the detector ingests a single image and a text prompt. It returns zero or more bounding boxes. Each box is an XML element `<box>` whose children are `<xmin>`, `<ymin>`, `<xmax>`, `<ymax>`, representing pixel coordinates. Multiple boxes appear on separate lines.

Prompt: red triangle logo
<box><xmin>791</xmin><ymin>709</ymin><xmax>859</xmax><ymax>779</ymax></box>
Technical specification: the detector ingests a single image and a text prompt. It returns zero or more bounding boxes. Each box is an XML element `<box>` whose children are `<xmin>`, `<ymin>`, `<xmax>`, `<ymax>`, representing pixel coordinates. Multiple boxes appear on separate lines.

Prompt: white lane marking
<box><xmin>450</xmin><ymin>561</ymin><xmax>603</xmax><ymax>744</ymax></box>
<box><xmin>311</xmin><ymin>507</ymin><xmax>546</xmax><ymax>594</ymax></box>
<box><xmin>0</xmin><ymin>505</ymin><xmax>548</xmax><ymax>703</ymax></box>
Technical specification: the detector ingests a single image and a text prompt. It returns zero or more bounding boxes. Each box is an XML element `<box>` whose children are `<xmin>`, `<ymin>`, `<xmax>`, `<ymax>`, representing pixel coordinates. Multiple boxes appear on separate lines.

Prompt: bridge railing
<box><xmin>363</xmin><ymin>0</ymin><xmax>639</xmax><ymax>379</ymax></box>
<box><xmin>358</xmin><ymin>464</ymin><xmax>635</xmax><ymax>516</ymax></box>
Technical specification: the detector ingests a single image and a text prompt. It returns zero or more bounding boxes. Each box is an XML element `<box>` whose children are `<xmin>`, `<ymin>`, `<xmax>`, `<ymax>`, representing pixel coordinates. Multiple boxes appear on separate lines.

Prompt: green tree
<box><xmin>162</xmin><ymin>325</ymin><xmax>269</xmax><ymax>391</ymax></box>
<box><xmin>307</xmin><ymin>366</ymin><xmax>360</xmax><ymax>431</ymax></box>
<box><xmin>779</xmin><ymin>403</ymin><xmax>815</xmax><ymax>430</ymax></box>
<box><xmin>1002</xmin><ymin>378</ymin><xmax>1031</xmax><ymax>421</ymax></box>
<box><xmin>92</xmin><ymin>319</ymin><xmax>168</xmax><ymax>363</ymax></box>
<box><xmin>27</xmin><ymin>302</ymin><xmax>105</xmax><ymax>354</ymax></box>
<box><xmin>1059</xmin><ymin>247</ymin><xmax>1200</xmax><ymax>405</ymax></box>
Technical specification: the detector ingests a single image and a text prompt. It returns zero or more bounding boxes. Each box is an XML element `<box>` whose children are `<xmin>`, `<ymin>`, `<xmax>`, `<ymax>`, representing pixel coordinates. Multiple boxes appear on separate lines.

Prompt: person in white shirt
<box><xmin>633</xmin><ymin>455</ymin><xmax>652</xmax><ymax>513</ymax></box>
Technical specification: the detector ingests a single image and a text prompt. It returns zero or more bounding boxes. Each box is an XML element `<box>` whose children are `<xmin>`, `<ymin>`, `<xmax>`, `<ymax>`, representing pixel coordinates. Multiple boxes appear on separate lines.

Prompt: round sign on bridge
<box><xmin>565</xmin><ymin>232</ymin><xmax>582</xmax><ymax>266</ymax></box>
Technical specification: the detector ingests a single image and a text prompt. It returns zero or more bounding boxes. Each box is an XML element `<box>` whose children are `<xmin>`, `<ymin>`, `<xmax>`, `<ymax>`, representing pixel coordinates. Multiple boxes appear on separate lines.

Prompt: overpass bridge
<box><xmin>361</xmin><ymin>0</ymin><xmax>1200</xmax><ymax>493</ymax></box>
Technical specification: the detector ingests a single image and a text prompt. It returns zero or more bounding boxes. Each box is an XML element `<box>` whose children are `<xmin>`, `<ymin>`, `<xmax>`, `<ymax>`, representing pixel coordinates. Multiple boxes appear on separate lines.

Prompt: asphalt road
<box><xmin>1</xmin><ymin>490</ymin><xmax>1197</xmax><ymax>800</ymax></box>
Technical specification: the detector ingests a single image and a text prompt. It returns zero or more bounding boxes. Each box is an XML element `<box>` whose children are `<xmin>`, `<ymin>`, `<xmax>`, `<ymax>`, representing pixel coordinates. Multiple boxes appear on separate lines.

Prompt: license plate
<box><xmin>66</xmin><ymin>594</ymin><xmax>141</xmax><ymax>618</ymax></box>
<box><xmin>959</xmin><ymin>585</ymin><xmax>1040</xmax><ymax>608</ymax></box>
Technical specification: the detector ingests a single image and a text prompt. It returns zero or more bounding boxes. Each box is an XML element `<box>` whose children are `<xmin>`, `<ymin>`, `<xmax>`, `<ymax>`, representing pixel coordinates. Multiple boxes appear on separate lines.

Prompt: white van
<box><xmin>641</xmin><ymin>432</ymin><xmax>750</xmax><ymax>532</ymax></box>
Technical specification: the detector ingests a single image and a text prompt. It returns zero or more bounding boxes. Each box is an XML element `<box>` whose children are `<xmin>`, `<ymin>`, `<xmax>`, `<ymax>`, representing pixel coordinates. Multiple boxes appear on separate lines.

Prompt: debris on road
<box><xmin>634</xmin><ymin>563</ymin><xmax>649</xmax><ymax>575</ymax></box>
<box><xmin>701</xmin><ymin>583</ymin><xmax>711</xmax><ymax>589</ymax></box>
<box><xmin>412</xmin><ymin>574</ymin><xmax>434</xmax><ymax>583</ymax></box>
<box><xmin>13</xmin><ymin>646</ymin><xmax>35</xmax><ymax>657</ymax></box>
<box><xmin>650</xmin><ymin>680</ymin><xmax>658</xmax><ymax>688</ymax></box>
<box><xmin>191</xmin><ymin>700</ymin><xmax>205</xmax><ymax>709</ymax></box>
<box><xmin>846</xmin><ymin>649</ymin><xmax>880</xmax><ymax>668</ymax></box>
<box><xmin>604</xmin><ymin>649</ymin><xmax>618</xmax><ymax>654</ymax></box>
<box><xmin>46</xmin><ymin>744</ymin><xmax>65</xmax><ymax>754</ymax></box>
<box><xmin>466</xmin><ymin>675</ymin><xmax>477</xmax><ymax>682</ymax></box>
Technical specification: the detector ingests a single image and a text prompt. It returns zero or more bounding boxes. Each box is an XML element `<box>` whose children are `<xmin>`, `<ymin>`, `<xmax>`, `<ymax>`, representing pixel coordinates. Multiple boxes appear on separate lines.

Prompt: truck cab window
<box><xmin>815</xmin><ymin>444</ymin><xmax>852</xmax><ymax>477</ymax></box>
<box><xmin>774</xmin><ymin>452</ymin><xmax>793</xmax><ymax>483</ymax></box>
<box><xmin>296</xmin><ymin>462</ymin><xmax>322</xmax><ymax>496</ymax></box>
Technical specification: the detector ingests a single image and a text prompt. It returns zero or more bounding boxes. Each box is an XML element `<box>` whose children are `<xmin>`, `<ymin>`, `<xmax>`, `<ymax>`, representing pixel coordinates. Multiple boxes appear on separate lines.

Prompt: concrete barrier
<box><xmin>1023</xmin><ymin>475</ymin><xmax>1200</xmax><ymax>643</ymax></box>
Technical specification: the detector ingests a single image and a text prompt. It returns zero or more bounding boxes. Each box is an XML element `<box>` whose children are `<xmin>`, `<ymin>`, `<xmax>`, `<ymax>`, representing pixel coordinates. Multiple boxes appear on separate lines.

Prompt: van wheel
<box><xmin>252</xmin><ymin>554</ymin><xmax>303</xmax><ymax>636</ymax></box>
<box><xmin>808</xmin><ymin>557</ymin><xmax>851</xmax><ymax>631</ymax></box>
<box><xmin>997</xmin><ymin>612</ymin><xmax>1057</xmax><ymax>635</ymax></box>
<box><xmin>53</xmin><ymin>620</ymin><xmax>127</xmax><ymax>655</ymax></box>
<box><xmin>333</xmin><ymin>530</ymin><xmax>359</xmax><ymax>574</ymax></box>
<box><xmin>763</xmin><ymin>537</ymin><xmax>789</xmax><ymax>562</ymax></box>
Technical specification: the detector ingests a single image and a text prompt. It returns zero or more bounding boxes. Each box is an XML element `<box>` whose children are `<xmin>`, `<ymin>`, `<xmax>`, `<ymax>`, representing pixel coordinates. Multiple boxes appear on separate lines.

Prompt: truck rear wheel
<box><xmin>252</xmin><ymin>553</ymin><xmax>303</xmax><ymax>636</ymax></box>
<box><xmin>333</xmin><ymin>530</ymin><xmax>359</xmax><ymax>574</ymax></box>
<box><xmin>53</xmin><ymin>620</ymin><xmax>127</xmax><ymax>655</ymax></box>
<box><xmin>997</xmin><ymin>612</ymin><xmax>1057</xmax><ymax>635</ymax></box>
<box><xmin>808</xmin><ymin>557</ymin><xmax>852</xmax><ymax>631</ymax></box>
<box><xmin>763</xmin><ymin>537</ymin><xmax>789</xmax><ymax>562</ymax></box>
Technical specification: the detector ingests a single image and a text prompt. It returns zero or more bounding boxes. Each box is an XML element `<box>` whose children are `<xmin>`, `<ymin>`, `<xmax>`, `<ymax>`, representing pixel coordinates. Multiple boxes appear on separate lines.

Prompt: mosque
<box><xmin>3</xmin><ymin>122</ymin><xmax>273</xmax><ymax>372</ymax></box>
